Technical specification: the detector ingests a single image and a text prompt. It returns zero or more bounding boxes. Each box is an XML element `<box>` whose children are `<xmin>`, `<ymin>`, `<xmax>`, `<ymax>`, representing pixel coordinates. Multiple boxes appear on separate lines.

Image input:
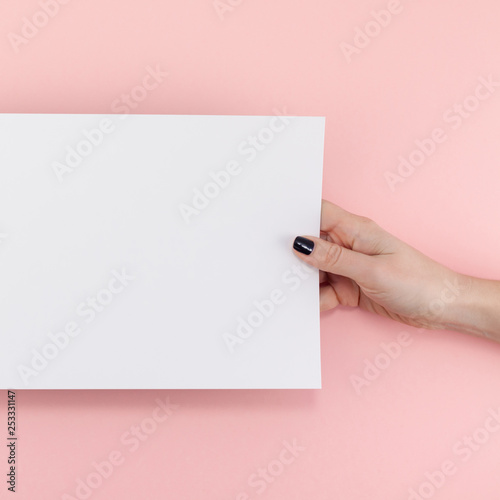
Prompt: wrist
<box><xmin>439</xmin><ymin>273</ymin><xmax>500</xmax><ymax>340</ymax></box>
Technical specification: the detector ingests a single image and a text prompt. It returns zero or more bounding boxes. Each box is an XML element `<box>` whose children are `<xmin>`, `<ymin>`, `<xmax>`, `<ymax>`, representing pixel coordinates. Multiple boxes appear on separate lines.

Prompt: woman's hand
<box><xmin>293</xmin><ymin>200</ymin><xmax>500</xmax><ymax>340</ymax></box>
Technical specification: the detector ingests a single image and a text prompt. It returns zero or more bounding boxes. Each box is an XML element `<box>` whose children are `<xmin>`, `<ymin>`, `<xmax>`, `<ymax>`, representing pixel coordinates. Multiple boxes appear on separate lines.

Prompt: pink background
<box><xmin>2</xmin><ymin>0</ymin><xmax>500</xmax><ymax>498</ymax></box>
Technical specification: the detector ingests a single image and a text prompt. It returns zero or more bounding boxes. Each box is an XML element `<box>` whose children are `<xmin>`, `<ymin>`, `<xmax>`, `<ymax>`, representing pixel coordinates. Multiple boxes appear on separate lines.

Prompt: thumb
<box><xmin>292</xmin><ymin>236</ymin><xmax>372</xmax><ymax>282</ymax></box>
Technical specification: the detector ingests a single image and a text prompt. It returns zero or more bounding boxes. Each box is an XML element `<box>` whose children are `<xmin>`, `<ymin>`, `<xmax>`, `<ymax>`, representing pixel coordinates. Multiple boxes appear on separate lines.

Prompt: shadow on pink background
<box><xmin>1</xmin><ymin>1</ymin><xmax>500</xmax><ymax>498</ymax></box>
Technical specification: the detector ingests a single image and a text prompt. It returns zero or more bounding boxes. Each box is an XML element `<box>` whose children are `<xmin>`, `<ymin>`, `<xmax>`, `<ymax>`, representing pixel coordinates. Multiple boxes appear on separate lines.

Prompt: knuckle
<box><xmin>324</xmin><ymin>243</ymin><xmax>343</xmax><ymax>269</ymax></box>
<box><xmin>351</xmin><ymin>216</ymin><xmax>369</xmax><ymax>239</ymax></box>
<box><xmin>353</xmin><ymin>216</ymin><xmax>379</xmax><ymax>241</ymax></box>
<box><xmin>360</xmin><ymin>216</ymin><xmax>376</xmax><ymax>228</ymax></box>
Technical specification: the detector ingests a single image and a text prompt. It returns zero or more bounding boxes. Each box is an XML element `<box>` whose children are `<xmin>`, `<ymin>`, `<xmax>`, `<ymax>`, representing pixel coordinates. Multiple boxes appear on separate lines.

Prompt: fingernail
<box><xmin>293</xmin><ymin>236</ymin><xmax>315</xmax><ymax>255</ymax></box>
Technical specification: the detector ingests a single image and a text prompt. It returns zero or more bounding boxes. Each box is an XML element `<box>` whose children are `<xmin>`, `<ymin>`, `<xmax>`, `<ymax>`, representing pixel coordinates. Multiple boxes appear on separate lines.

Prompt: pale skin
<box><xmin>293</xmin><ymin>200</ymin><xmax>500</xmax><ymax>342</ymax></box>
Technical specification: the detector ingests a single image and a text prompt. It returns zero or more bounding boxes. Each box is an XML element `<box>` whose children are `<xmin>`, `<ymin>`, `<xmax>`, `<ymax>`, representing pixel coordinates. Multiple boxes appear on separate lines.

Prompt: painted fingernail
<box><xmin>293</xmin><ymin>236</ymin><xmax>315</xmax><ymax>255</ymax></box>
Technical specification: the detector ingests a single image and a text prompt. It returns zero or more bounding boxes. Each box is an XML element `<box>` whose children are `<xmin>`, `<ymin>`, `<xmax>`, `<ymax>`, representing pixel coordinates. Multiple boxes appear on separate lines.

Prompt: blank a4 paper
<box><xmin>0</xmin><ymin>113</ymin><xmax>325</xmax><ymax>389</ymax></box>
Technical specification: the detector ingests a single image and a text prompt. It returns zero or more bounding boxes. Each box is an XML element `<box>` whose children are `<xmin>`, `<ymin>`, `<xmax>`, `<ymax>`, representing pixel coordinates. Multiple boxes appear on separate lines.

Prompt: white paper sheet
<box><xmin>0</xmin><ymin>113</ymin><xmax>324</xmax><ymax>389</ymax></box>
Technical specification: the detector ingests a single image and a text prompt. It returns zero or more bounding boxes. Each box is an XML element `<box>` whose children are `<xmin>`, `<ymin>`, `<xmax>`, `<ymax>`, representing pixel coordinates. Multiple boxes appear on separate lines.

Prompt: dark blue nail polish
<box><xmin>293</xmin><ymin>236</ymin><xmax>314</xmax><ymax>255</ymax></box>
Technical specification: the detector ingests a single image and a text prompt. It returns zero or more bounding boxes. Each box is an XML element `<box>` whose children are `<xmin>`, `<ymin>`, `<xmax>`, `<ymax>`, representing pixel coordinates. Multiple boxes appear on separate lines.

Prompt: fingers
<box><xmin>320</xmin><ymin>199</ymin><xmax>391</xmax><ymax>253</ymax></box>
<box><xmin>320</xmin><ymin>285</ymin><xmax>339</xmax><ymax>311</ymax></box>
<box><xmin>320</xmin><ymin>275</ymin><xmax>361</xmax><ymax>311</ymax></box>
<box><xmin>320</xmin><ymin>200</ymin><xmax>367</xmax><ymax>235</ymax></box>
<box><xmin>293</xmin><ymin>235</ymin><xmax>372</xmax><ymax>282</ymax></box>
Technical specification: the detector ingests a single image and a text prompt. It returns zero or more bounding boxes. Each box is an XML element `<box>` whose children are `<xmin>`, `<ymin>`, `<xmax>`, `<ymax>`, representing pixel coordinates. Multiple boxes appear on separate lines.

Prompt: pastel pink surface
<box><xmin>1</xmin><ymin>1</ymin><xmax>500</xmax><ymax>499</ymax></box>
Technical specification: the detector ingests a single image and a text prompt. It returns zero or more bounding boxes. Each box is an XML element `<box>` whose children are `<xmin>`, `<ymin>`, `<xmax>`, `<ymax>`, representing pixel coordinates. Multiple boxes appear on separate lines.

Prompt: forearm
<box><xmin>440</xmin><ymin>274</ymin><xmax>500</xmax><ymax>342</ymax></box>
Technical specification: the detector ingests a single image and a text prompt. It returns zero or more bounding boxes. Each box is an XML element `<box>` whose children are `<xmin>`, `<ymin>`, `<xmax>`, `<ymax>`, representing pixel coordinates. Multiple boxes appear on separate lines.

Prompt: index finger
<box><xmin>320</xmin><ymin>199</ymin><xmax>392</xmax><ymax>254</ymax></box>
